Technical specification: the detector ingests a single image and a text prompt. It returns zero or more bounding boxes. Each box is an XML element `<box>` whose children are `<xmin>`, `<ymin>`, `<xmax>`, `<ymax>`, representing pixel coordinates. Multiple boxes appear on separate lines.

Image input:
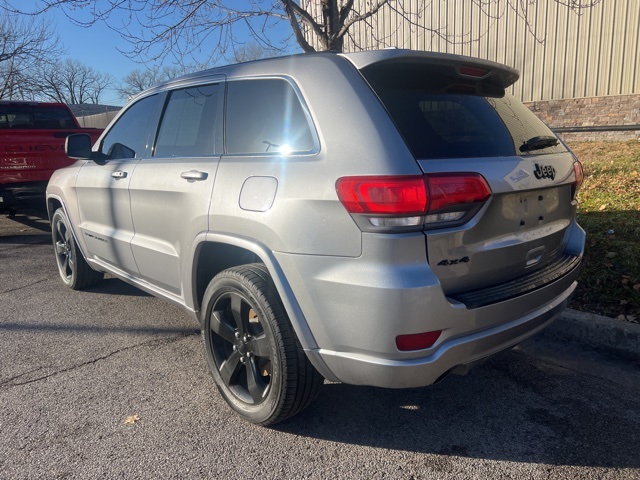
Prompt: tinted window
<box><xmin>101</xmin><ymin>94</ymin><xmax>162</xmax><ymax>160</ymax></box>
<box><xmin>226</xmin><ymin>79</ymin><xmax>316</xmax><ymax>155</ymax></box>
<box><xmin>363</xmin><ymin>65</ymin><xmax>566</xmax><ymax>159</ymax></box>
<box><xmin>0</xmin><ymin>105</ymin><xmax>77</xmax><ymax>129</ymax></box>
<box><xmin>155</xmin><ymin>84</ymin><xmax>222</xmax><ymax>157</ymax></box>
<box><xmin>487</xmin><ymin>96</ymin><xmax>566</xmax><ymax>155</ymax></box>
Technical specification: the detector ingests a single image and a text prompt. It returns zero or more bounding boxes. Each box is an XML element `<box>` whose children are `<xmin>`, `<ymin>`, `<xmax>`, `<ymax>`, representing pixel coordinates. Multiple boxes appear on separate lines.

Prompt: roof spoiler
<box><xmin>341</xmin><ymin>49</ymin><xmax>519</xmax><ymax>90</ymax></box>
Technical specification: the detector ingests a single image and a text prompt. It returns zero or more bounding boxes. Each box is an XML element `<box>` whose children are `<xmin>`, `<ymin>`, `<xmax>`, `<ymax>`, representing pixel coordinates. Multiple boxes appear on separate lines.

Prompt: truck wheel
<box><xmin>202</xmin><ymin>264</ymin><xmax>323</xmax><ymax>426</ymax></box>
<box><xmin>51</xmin><ymin>208</ymin><xmax>104</xmax><ymax>290</ymax></box>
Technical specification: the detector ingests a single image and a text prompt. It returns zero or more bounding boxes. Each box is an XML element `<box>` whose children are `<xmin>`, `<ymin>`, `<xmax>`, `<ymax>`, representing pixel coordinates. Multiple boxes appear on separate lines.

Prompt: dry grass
<box><xmin>568</xmin><ymin>141</ymin><xmax>640</xmax><ymax>321</ymax></box>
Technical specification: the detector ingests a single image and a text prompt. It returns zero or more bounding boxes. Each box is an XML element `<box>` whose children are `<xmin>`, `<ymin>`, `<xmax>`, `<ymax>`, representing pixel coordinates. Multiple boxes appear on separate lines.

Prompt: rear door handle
<box><xmin>181</xmin><ymin>170</ymin><xmax>208</xmax><ymax>181</ymax></box>
<box><xmin>110</xmin><ymin>170</ymin><xmax>127</xmax><ymax>179</ymax></box>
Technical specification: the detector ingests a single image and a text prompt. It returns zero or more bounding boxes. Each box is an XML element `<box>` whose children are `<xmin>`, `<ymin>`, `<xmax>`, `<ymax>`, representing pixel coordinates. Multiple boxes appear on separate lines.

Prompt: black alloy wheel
<box><xmin>202</xmin><ymin>264</ymin><xmax>323</xmax><ymax>426</ymax></box>
<box><xmin>209</xmin><ymin>289</ymin><xmax>273</xmax><ymax>405</ymax></box>
<box><xmin>51</xmin><ymin>208</ymin><xmax>103</xmax><ymax>290</ymax></box>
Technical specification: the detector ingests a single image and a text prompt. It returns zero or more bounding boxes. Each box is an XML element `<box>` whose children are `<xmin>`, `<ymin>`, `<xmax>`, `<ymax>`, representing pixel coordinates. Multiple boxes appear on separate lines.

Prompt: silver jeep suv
<box><xmin>47</xmin><ymin>49</ymin><xmax>585</xmax><ymax>425</ymax></box>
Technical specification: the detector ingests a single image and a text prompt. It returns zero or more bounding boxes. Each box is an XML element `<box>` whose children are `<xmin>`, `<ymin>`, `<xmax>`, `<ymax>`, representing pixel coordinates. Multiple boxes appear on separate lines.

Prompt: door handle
<box><xmin>111</xmin><ymin>170</ymin><xmax>127</xmax><ymax>179</ymax></box>
<box><xmin>181</xmin><ymin>170</ymin><xmax>208</xmax><ymax>181</ymax></box>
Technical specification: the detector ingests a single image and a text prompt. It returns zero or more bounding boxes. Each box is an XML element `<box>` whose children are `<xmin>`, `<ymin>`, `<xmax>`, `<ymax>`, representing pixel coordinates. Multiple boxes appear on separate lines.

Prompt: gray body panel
<box><xmin>129</xmin><ymin>156</ymin><xmax>219</xmax><ymax>295</ymax></box>
<box><xmin>75</xmin><ymin>160</ymin><xmax>139</xmax><ymax>275</ymax></box>
<box><xmin>418</xmin><ymin>152</ymin><xmax>578</xmax><ymax>293</ymax></box>
<box><xmin>46</xmin><ymin>50</ymin><xmax>585</xmax><ymax>388</ymax></box>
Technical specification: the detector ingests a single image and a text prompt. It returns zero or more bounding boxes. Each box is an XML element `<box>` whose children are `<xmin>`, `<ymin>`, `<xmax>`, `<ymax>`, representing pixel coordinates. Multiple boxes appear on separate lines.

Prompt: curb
<box><xmin>542</xmin><ymin>308</ymin><xmax>640</xmax><ymax>360</ymax></box>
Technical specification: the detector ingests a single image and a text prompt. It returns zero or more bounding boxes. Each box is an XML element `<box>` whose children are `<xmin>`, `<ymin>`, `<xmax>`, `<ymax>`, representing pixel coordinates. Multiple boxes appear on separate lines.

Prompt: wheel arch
<box><xmin>46</xmin><ymin>196</ymin><xmax>63</xmax><ymax>222</ymax></box>
<box><xmin>191</xmin><ymin>234</ymin><xmax>319</xmax><ymax>352</ymax></box>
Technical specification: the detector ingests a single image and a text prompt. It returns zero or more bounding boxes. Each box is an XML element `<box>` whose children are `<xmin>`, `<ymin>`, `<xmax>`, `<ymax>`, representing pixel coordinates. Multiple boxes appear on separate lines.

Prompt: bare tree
<box><xmin>0</xmin><ymin>7</ymin><xmax>64</xmax><ymax>99</ymax></box>
<box><xmin>117</xmin><ymin>41</ymin><xmax>273</xmax><ymax>100</ymax></box>
<box><xmin>3</xmin><ymin>0</ymin><xmax>603</xmax><ymax>65</ymax></box>
<box><xmin>39</xmin><ymin>59</ymin><xmax>114</xmax><ymax>104</ymax></box>
<box><xmin>233</xmin><ymin>42</ymin><xmax>279</xmax><ymax>63</ymax></box>
<box><xmin>117</xmin><ymin>65</ymin><xmax>187</xmax><ymax>99</ymax></box>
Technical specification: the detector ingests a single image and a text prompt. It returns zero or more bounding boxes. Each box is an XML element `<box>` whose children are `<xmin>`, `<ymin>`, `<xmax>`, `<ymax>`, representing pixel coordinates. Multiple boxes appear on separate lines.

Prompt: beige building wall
<box><xmin>304</xmin><ymin>0</ymin><xmax>640</xmax><ymax>103</ymax></box>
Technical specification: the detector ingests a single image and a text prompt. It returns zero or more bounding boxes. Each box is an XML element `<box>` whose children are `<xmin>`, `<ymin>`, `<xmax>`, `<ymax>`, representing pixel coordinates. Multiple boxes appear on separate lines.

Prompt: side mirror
<box><xmin>66</xmin><ymin>133</ymin><xmax>108</xmax><ymax>165</ymax></box>
<box><xmin>65</xmin><ymin>134</ymin><xmax>93</xmax><ymax>160</ymax></box>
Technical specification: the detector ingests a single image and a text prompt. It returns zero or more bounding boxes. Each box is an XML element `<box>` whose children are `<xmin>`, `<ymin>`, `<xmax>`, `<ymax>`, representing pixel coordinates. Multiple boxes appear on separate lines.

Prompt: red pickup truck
<box><xmin>0</xmin><ymin>101</ymin><xmax>103</xmax><ymax>218</ymax></box>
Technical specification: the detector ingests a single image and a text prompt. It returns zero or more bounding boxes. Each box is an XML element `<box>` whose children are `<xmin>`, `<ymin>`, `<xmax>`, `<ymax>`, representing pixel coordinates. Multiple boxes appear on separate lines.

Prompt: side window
<box><xmin>155</xmin><ymin>83</ymin><xmax>222</xmax><ymax>157</ymax></box>
<box><xmin>226</xmin><ymin>78</ymin><xmax>316</xmax><ymax>155</ymax></box>
<box><xmin>100</xmin><ymin>94</ymin><xmax>163</xmax><ymax>160</ymax></box>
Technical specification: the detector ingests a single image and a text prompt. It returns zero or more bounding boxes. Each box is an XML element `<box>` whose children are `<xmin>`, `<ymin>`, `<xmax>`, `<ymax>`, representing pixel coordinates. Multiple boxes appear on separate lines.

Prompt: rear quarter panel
<box><xmin>209</xmin><ymin>54</ymin><xmax>422</xmax><ymax>258</ymax></box>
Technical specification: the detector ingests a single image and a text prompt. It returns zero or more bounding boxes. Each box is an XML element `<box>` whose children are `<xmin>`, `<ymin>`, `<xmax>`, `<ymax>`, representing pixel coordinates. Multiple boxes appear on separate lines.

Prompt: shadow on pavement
<box><xmin>85</xmin><ymin>277</ymin><xmax>154</xmax><ymax>298</ymax></box>
<box><xmin>0</xmin><ymin>320</ymin><xmax>200</xmax><ymax>336</ymax></box>
<box><xmin>276</xmin><ymin>346</ymin><xmax>640</xmax><ymax>469</ymax></box>
<box><xmin>1</xmin><ymin>208</ymin><xmax>51</xmax><ymax>238</ymax></box>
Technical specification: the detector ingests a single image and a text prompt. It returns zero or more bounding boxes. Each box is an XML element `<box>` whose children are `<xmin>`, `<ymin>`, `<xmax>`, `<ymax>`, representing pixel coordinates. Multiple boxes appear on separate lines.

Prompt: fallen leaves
<box><xmin>124</xmin><ymin>415</ymin><xmax>140</xmax><ymax>425</ymax></box>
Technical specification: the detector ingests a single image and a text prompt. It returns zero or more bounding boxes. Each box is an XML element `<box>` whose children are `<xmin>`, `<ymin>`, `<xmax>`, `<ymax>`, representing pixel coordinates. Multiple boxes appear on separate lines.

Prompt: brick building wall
<box><xmin>525</xmin><ymin>94</ymin><xmax>640</xmax><ymax>142</ymax></box>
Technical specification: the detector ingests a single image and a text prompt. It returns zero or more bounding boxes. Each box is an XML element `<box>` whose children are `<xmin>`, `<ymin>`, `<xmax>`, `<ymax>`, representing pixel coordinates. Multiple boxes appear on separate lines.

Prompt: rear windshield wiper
<box><xmin>520</xmin><ymin>135</ymin><xmax>559</xmax><ymax>152</ymax></box>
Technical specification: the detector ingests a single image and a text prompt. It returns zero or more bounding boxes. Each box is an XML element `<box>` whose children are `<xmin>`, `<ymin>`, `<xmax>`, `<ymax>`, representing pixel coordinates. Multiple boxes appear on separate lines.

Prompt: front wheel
<box><xmin>202</xmin><ymin>264</ymin><xmax>323</xmax><ymax>426</ymax></box>
<box><xmin>51</xmin><ymin>208</ymin><xmax>103</xmax><ymax>290</ymax></box>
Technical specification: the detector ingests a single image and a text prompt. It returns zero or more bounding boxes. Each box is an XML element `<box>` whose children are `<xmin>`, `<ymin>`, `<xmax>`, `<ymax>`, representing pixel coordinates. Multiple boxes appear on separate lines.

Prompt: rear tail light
<box><xmin>425</xmin><ymin>173</ymin><xmax>492</xmax><ymax>225</ymax></box>
<box><xmin>572</xmin><ymin>160</ymin><xmax>584</xmax><ymax>200</ymax></box>
<box><xmin>336</xmin><ymin>173</ymin><xmax>491</xmax><ymax>231</ymax></box>
<box><xmin>335</xmin><ymin>175</ymin><xmax>427</xmax><ymax>215</ymax></box>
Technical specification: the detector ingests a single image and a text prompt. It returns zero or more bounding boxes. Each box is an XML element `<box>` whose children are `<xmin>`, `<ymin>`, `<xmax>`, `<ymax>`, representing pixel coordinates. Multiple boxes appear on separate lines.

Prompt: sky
<box><xmin>50</xmin><ymin>10</ymin><xmax>140</xmax><ymax>105</ymax></box>
<box><xmin>45</xmin><ymin>3</ymin><xmax>297</xmax><ymax>106</ymax></box>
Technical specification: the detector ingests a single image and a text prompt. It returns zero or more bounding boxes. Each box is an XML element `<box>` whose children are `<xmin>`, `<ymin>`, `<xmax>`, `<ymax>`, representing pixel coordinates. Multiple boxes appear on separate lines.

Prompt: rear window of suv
<box><xmin>361</xmin><ymin>63</ymin><xmax>567</xmax><ymax>159</ymax></box>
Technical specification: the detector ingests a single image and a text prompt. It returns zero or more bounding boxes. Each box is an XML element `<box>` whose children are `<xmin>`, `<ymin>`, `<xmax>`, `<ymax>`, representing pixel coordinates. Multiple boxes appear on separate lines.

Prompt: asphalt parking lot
<box><xmin>1</xmin><ymin>210</ymin><xmax>639</xmax><ymax>479</ymax></box>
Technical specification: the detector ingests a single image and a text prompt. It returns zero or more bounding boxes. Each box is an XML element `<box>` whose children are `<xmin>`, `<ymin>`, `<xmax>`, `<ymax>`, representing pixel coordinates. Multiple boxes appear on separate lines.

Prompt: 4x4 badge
<box><xmin>534</xmin><ymin>163</ymin><xmax>556</xmax><ymax>180</ymax></box>
<box><xmin>437</xmin><ymin>256</ymin><xmax>470</xmax><ymax>266</ymax></box>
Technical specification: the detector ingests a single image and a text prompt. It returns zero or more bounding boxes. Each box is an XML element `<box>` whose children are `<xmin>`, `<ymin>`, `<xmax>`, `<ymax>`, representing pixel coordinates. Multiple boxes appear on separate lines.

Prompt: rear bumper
<box><xmin>307</xmin><ymin>282</ymin><xmax>573</xmax><ymax>388</ymax></box>
<box><xmin>275</xmin><ymin>225</ymin><xmax>584</xmax><ymax>388</ymax></box>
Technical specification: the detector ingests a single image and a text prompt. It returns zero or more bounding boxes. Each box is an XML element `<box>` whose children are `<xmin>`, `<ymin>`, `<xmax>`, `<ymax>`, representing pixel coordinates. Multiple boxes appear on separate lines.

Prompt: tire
<box><xmin>51</xmin><ymin>208</ymin><xmax>104</xmax><ymax>290</ymax></box>
<box><xmin>202</xmin><ymin>263</ymin><xmax>323</xmax><ymax>426</ymax></box>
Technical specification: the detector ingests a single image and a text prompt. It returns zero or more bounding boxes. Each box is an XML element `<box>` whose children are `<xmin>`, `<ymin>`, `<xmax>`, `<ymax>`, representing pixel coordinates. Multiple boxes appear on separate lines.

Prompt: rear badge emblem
<box><xmin>437</xmin><ymin>256</ymin><xmax>470</xmax><ymax>266</ymax></box>
<box><xmin>534</xmin><ymin>163</ymin><xmax>556</xmax><ymax>180</ymax></box>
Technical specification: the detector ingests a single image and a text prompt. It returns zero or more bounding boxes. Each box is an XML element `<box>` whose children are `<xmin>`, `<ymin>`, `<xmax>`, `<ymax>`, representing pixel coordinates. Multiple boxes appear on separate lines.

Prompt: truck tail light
<box><xmin>336</xmin><ymin>173</ymin><xmax>491</xmax><ymax>231</ymax></box>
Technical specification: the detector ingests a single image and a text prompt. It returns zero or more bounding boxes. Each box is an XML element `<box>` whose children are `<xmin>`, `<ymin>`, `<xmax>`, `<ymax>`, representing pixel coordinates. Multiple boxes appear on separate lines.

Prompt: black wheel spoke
<box><xmin>229</xmin><ymin>292</ymin><xmax>247</xmax><ymax>336</ymax></box>
<box><xmin>56</xmin><ymin>220</ymin><xmax>65</xmax><ymax>240</ymax></box>
<box><xmin>249</xmin><ymin>334</ymin><xmax>271</xmax><ymax>359</ymax></box>
<box><xmin>210</xmin><ymin>310</ymin><xmax>237</xmax><ymax>344</ymax></box>
<box><xmin>219</xmin><ymin>350</ymin><xmax>242</xmax><ymax>385</ymax></box>
<box><xmin>246</xmin><ymin>360</ymin><xmax>267</xmax><ymax>403</ymax></box>
<box><xmin>61</xmin><ymin>255</ymin><xmax>70</xmax><ymax>274</ymax></box>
